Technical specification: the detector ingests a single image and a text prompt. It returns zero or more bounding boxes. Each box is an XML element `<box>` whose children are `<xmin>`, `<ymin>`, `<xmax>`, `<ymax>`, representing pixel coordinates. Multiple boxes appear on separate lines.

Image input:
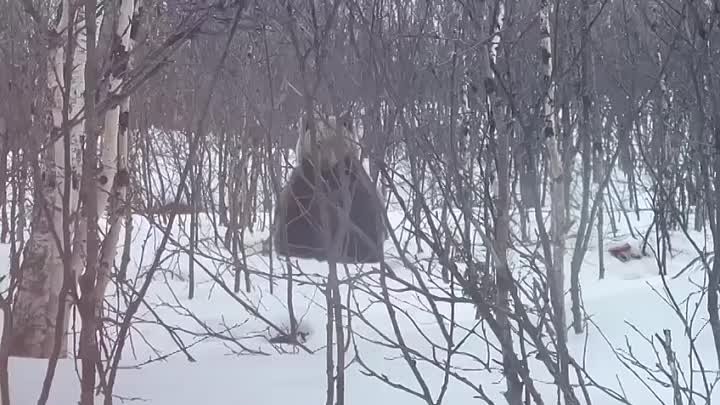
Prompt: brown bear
<box><xmin>273</xmin><ymin>113</ymin><xmax>385</xmax><ymax>263</ymax></box>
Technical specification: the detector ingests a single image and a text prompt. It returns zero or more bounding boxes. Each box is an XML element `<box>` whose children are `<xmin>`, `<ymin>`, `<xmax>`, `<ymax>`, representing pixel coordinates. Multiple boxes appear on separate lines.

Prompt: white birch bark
<box><xmin>10</xmin><ymin>0</ymin><xmax>86</xmax><ymax>358</ymax></box>
<box><xmin>95</xmin><ymin>0</ymin><xmax>141</xmax><ymax>305</ymax></box>
<box><xmin>71</xmin><ymin>0</ymin><xmax>139</xmax><ymax>308</ymax></box>
<box><xmin>481</xmin><ymin>2</ymin><xmax>523</xmax><ymax>403</ymax></box>
<box><xmin>539</xmin><ymin>0</ymin><xmax>571</xmax><ymax>395</ymax></box>
<box><xmin>98</xmin><ymin>0</ymin><xmax>136</xmax><ymax>213</ymax></box>
<box><xmin>481</xmin><ymin>0</ymin><xmax>523</xmax><ymax>405</ymax></box>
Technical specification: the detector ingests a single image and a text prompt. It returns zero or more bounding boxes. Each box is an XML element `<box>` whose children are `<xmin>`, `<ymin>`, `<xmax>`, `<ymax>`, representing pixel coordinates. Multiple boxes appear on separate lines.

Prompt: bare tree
<box><xmin>11</xmin><ymin>0</ymin><xmax>87</xmax><ymax>359</ymax></box>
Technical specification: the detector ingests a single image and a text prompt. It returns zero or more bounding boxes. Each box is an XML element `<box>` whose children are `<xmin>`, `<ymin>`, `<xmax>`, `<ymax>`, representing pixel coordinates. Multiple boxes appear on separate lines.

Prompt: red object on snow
<box><xmin>608</xmin><ymin>243</ymin><xmax>643</xmax><ymax>262</ymax></box>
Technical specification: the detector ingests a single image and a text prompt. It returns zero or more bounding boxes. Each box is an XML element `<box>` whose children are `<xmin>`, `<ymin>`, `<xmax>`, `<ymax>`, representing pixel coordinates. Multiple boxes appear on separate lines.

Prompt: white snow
<box><xmin>4</xmin><ymin>172</ymin><xmax>719</xmax><ymax>405</ymax></box>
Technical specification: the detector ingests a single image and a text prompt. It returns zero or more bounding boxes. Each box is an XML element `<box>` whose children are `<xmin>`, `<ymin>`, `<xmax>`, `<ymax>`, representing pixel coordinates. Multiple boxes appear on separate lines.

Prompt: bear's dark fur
<box><xmin>274</xmin><ymin>154</ymin><xmax>385</xmax><ymax>263</ymax></box>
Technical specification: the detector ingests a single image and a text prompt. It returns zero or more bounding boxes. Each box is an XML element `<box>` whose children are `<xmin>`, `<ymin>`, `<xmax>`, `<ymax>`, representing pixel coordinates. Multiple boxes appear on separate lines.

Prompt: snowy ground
<box><xmin>5</xmin><ymin>183</ymin><xmax>719</xmax><ymax>404</ymax></box>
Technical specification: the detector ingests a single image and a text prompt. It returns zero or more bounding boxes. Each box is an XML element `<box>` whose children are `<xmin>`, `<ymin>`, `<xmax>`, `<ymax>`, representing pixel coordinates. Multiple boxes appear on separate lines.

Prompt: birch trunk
<box><xmin>592</xmin><ymin>49</ymin><xmax>605</xmax><ymax>281</ymax></box>
<box><xmin>570</xmin><ymin>0</ymin><xmax>593</xmax><ymax>333</ymax></box>
<box><xmin>10</xmin><ymin>0</ymin><xmax>86</xmax><ymax>358</ymax></box>
<box><xmin>95</xmin><ymin>0</ymin><xmax>141</xmax><ymax>323</ymax></box>
<box><xmin>98</xmin><ymin>4</ymin><xmax>143</xmax><ymax>403</ymax></box>
<box><xmin>539</xmin><ymin>0</ymin><xmax>571</xmax><ymax>398</ymax></box>
<box><xmin>71</xmin><ymin>8</ymin><xmax>137</xmax><ymax>399</ymax></box>
<box><xmin>0</xmin><ymin>118</ymin><xmax>7</xmax><ymax>243</ymax></box>
<box><xmin>78</xmin><ymin>0</ymin><xmax>100</xmax><ymax>401</ymax></box>
<box><xmin>477</xmin><ymin>1</ymin><xmax>523</xmax><ymax>403</ymax></box>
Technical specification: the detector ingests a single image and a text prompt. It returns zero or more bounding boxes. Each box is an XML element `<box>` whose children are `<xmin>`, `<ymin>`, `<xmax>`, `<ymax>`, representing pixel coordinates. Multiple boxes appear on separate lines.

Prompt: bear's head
<box><xmin>295</xmin><ymin>112</ymin><xmax>358</xmax><ymax>169</ymax></box>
